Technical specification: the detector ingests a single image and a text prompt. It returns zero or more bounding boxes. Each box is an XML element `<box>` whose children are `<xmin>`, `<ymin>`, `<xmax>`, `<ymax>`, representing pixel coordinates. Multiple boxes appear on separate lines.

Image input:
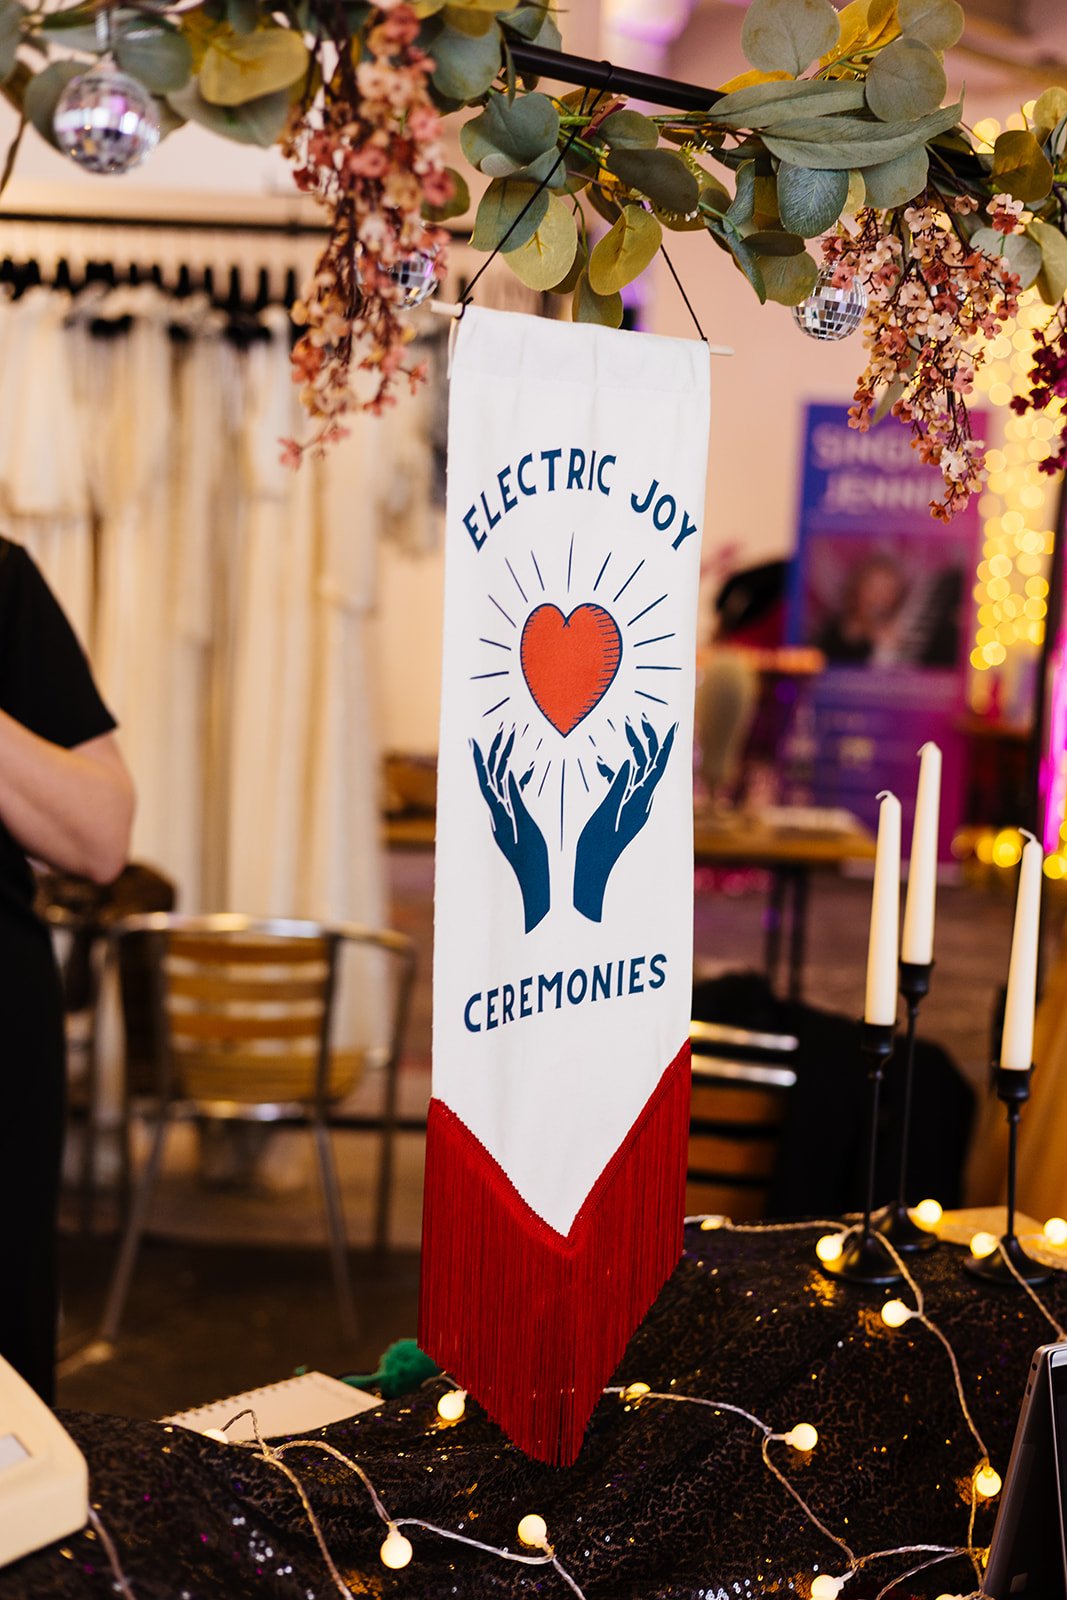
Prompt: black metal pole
<box><xmin>965</xmin><ymin>1066</ymin><xmax>1051</xmax><ymax>1286</ymax></box>
<box><xmin>820</xmin><ymin>1022</ymin><xmax>904</xmax><ymax>1287</ymax></box>
<box><xmin>876</xmin><ymin>962</ymin><xmax>938</xmax><ymax>1253</ymax></box>
<box><xmin>508</xmin><ymin>42</ymin><xmax>723</xmax><ymax>113</ymax></box>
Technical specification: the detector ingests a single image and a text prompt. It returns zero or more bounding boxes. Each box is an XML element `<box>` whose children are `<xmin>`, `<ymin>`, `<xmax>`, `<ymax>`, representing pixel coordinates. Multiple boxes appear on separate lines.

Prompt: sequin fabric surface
<box><xmin>3</xmin><ymin>1223</ymin><xmax>1060</xmax><ymax>1599</ymax></box>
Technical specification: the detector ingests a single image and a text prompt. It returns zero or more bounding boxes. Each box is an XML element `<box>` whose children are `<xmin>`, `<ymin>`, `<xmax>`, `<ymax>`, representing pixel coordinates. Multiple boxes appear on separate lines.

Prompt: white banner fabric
<box><xmin>433</xmin><ymin>305</ymin><xmax>710</xmax><ymax>1234</ymax></box>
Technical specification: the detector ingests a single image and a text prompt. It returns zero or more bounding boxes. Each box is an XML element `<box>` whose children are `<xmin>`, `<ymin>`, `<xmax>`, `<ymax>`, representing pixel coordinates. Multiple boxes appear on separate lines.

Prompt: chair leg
<box><xmin>312</xmin><ymin>1117</ymin><xmax>358</xmax><ymax>1342</ymax></box>
<box><xmin>97</xmin><ymin>1107</ymin><xmax>171</xmax><ymax>1347</ymax></box>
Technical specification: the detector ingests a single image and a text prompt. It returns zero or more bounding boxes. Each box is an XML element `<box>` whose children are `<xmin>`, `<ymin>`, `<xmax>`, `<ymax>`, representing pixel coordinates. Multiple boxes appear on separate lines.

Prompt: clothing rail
<box><xmin>508</xmin><ymin>42</ymin><xmax>722</xmax><ymax>113</ymax></box>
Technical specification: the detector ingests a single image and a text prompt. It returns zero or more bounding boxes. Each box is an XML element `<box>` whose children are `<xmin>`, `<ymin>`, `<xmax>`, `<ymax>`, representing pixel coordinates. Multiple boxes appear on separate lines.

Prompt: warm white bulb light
<box><xmin>436</xmin><ymin>1389</ymin><xmax>466</xmax><ymax>1423</ymax></box>
<box><xmin>881</xmin><ymin>1299</ymin><xmax>913</xmax><ymax>1329</ymax></box>
<box><xmin>1045</xmin><ymin>1216</ymin><xmax>1067</xmax><ymax>1246</ymax></box>
<box><xmin>816</xmin><ymin>1233</ymin><xmax>845</xmax><ymax>1263</ymax></box>
<box><xmin>623</xmin><ymin>1381</ymin><xmax>651</xmax><ymax>1401</ymax></box>
<box><xmin>810</xmin><ymin>1575</ymin><xmax>843</xmax><ymax>1599</ymax></box>
<box><xmin>912</xmin><ymin>1198</ymin><xmax>943</xmax><ymax>1229</ymax></box>
<box><xmin>975</xmin><ymin>1465</ymin><xmax>1003</xmax><ymax>1499</ymax></box>
<box><xmin>518</xmin><ymin>1513</ymin><xmax>549</xmax><ymax>1548</ymax></box>
<box><xmin>970</xmin><ymin>1231</ymin><xmax>998</xmax><ymax>1259</ymax></box>
<box><xmin>380</xmin><ymin>1526</ymin><xmax>413</xmax><ymax>1569</ymax></box>
<box><xmin>202</xmin><ymin>1427</ymin><xmax>229</xmax><ymax>1443</ymax></box>
<box><xmin>786</xmin><ymin>1423</ymin><xmax>819</xmax><ymax>1452</ymax></box>
<box><xmin>700</xmin><ymin>1214</ymin><xmax>726</xmax><ymax>1231</ymax></box>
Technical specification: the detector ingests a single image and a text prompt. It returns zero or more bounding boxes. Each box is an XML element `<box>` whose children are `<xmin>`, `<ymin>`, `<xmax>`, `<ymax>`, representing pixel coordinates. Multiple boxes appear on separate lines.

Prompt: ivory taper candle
<box><xmin>865</xmin><ymin>790</ymin><xmax>901</xmax><ymax>1027</ymax></box>
<box><xmin>901</xmin><ymin>742</ymin><xmax>941</xmax><ymax>967</ymax></box>
<box><xmin>1001</xmin><ymin>830</ymin><xmax>1043</xmax><ymax>1070</ymax></box>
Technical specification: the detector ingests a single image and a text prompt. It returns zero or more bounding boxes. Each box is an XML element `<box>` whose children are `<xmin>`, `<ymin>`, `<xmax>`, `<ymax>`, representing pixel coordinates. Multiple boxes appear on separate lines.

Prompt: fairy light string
<box><xmin>53</xmin><ymin>1209</ymin><xmax>1067</xmax><ymax>1600</ymax></box>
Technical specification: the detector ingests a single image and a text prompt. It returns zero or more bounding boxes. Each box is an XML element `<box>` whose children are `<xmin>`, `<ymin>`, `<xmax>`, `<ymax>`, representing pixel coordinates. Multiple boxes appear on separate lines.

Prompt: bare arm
<box><xmin>0</xmin><ymin>713</ymin><xmax>135</xmax><ymax>884</ymax></box>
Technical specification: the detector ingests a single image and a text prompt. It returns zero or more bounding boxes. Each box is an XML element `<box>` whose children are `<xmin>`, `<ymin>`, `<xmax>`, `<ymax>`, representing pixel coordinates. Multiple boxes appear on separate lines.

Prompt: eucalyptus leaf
<box><xmin>897</xmin><ymin>0</ymin><xmax>964</xmax><ymax>49</ymax></box>
<box><xmin>712</xmin><ymin>77</ymin><xmax>866</xmax><ymax>127</ymax></box>
<box><xmin>199</xmin><ymin>27</ymin><xmax>308</xmax><ymax>107</ymax></box>
<box><xmin>598</xmin><ymin>109</ymin><xmax>658</xmax><ymax>149</ymax></box>
<box><xmin>970</xmin><ymin>226</ymin><xmax>1043</xmax><ymax>289</ymax></box>
<box><xmin>166</xmin><ymin>80</ymin><xmax>290</xmax><ymax>145</ymax></box>
<box><xmin>659</xmin><ymin>170</ymin><xmax>732</xmax><ymax>230</ymax></box>
<box><xmin>859</xmin><ymin>143</ymin><xmax>929</xmax><ymax>208</ymax></box>
<box><xmin>431</xmin><ymin>20</ymin><xmax>502</xmax><ymax>101</ymax></box>
<box><xmin>115</xmin><ymin>24</ymin><xmax>194</xmax><ymax>95</ymax></box>
<box><xmin>717</xmin><ymin>225</ymin><xmax>767</xmax><ymax>302</ymax></box>
<box><xmin>506</xmin><ymin>146</ymin><xmax>569</xmax><ymax>187</ymax></box>
<box><xmin>588</xmin><ymin>203</ymin><xmax>662</xmax><ymax>294</ymax></box>
<box><xmin>24</xmin><ymin>60</ymin><xmax>81</xmax><ymax>150</ymax></box>
<box><xmin>763</xmin><ymin>100</ymin><xmax>961</xmax><ymax>169</ymax></box>
<box><xmin>470</xmin><ymin>175</ymin><xmax>548</xmax><ymax>251</ymax></box>
<box><xmin>776</xmin><ymin>163</ymin><xmax>849</xmax><ymax>236</ymax></box>
<box><xmin>586</xmin><ymin>183</ymin><xmax>621</xmax><ymax>225</ymax></box>
<box><xmin>498</xmin><ymin>4</ymin><xmax>553</xmax><ymax>40</ymax></box>
<box><xmin>442</xmin><ymin>5</ymin><xmax>497</xmax><ymax>37</ymax></box>
<box><xmin>0</xmin><ymin>0</ymin><xmax>22</xmax><ymax>83</ymax></box>
<box><xmin>844</xmin><ymin>169</ymin><xmax>866</xmax><ymax>213</ymax></box>
<box><xmin>505</xmin><ymin>193</ymin><xmax>577</xmax><ymax>289</ymax></box>
<box><xmin>741</xmin><ymin>0</ymin><xmax>840</xmax><ymax>77</ymax></box>
<box><xmin>460</xmin><ymin>90</ymin><xmax>558</xmax><ymax>172</ymax></box>
<box><xmin>226</xmin><ymin>0</ymin><xmax>259</xmax><ymax>33</ymax></box>
<box><xmin>867</xmin><ymin>0</ymin><xmax>902</xmax><ymax>46</ymax></box>
<box><xmin>757</xmin><ymin>249</ymin><xmax>819</xmax><ymax>304</ymax></box>
<box><xmin>742</xmin><ymin>228</ymin><xmax>806</xmax><ymax>255</ymax></box>
<box><xmin>573</xmin><ymin>268</ymin><xmax>623</xmax><ymax>327</ymax></box>
<box><xmin>834</xmin><ymin>0</ymin><xmax>870</xmax><ymax>55</ymax></box>
<box><xmin>422</xmin><ymin>166</ymin><xmax>470</xmax><ymax>222</ymax></box>
<box><xmin>1027</xmin><ymin>218</ymin><xmax>1067</xmax><ymax>304</ymax></box>
<box><xmin>992</xmin><ymin>128</ymin><xmax>1054</xmax><ymax>202</ymax></box>
<box><xmin>523</xmin><ymin>2</ymin><xmax>560</xmax><ymax>52</ymax></box>
<box><xmin>726</xmin><ymin>159</ymin><xmax>756</xmax><ymax>224</ymax></box>
<box><xmin>865</xmin><ymin>37</ymin><xmax>946</xmax><ymax>121</ymax></box>
<box><xmin>1032</xmin><ymin>86</ymin><xmax>1067</xmax><ymax>143</ymax></box>
<box><xmin>604</xmin><ymin>146</ymin><xmax>699</xmax><ymax>214</ymax></box>
<box><xmin>548</xmin><ymin>248</ymin><xmax>584</xmax><ymax>295</ymax></box>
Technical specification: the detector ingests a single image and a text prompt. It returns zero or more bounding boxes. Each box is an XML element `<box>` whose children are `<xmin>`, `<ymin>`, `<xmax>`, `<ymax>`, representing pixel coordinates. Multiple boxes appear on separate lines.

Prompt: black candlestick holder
<box><xmin>875</xmin><ymin>961</ymin><xmax>939</xmax><ymax>1255</ymax></box>
<box><xmin>964</xmin><ymin>1066</ymin><xmax>1051</xmax><ymax>1287</ymax></box>
<box><xmin>820</xmin><ymin>1020</ymin><xmax>904</xmax><ymax>1287</ymax></box>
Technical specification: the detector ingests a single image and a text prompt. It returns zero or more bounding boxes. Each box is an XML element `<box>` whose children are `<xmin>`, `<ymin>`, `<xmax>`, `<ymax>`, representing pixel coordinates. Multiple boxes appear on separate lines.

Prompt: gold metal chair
<box><xmin>97</xmin><ymin>914</ymin><xmax>415</xmax><ymax>1347</ymax></box>
<box><xmin>687</xmin><ymin>1020</ymin><xmax>798</xmax><ymax>1222</ymax></box>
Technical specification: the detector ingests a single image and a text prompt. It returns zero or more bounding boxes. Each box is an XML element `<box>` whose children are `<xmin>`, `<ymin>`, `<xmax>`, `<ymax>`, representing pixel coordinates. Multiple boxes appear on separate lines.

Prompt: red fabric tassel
<box><xmin>418</xmin><ymin>1040</ymin><xmax>691</xmax><ymax>1466</ymax></box>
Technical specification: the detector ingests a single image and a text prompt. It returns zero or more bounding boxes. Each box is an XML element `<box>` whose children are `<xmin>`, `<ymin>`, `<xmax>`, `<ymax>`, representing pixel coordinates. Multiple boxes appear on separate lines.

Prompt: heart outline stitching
<box><xmin>519</xmin><ymin>602</ymin><xmax>623</xmax><ymax>737</ymax></box>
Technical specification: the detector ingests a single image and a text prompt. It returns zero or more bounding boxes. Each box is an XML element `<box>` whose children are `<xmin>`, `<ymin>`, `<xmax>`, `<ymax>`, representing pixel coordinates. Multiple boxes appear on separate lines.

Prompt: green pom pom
<box><xmin>377</xmin><ymin>1339</ymin><xmax>440</xmax><ymax>1398</ymax></box>
<box><xmin>343</xmin><ymin>1338</ymin><xmax>440</xmax><ymax>1399</ymax></box>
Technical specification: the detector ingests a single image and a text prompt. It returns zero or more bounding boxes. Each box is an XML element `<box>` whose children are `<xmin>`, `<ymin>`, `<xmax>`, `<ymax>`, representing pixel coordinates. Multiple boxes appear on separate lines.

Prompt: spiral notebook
<box><xmin>163</xmin><ymin>1371</ymin><xmax>381</xmax><ymax>1443</ymax></box>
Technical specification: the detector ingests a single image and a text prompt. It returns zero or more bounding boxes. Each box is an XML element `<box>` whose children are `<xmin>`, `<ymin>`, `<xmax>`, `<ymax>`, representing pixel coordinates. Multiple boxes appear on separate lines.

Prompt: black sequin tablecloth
<box><xmin>5</xmin><ymin>1222</ymin><xmax>1061</xmax><ymax>1600</ymax></box>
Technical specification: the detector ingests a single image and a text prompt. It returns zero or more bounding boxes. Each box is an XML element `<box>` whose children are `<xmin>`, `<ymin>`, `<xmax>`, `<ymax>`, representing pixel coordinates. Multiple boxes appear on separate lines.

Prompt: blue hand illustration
<box><xmin>472</xmin><ymin>728</ymin><xmax>551</xmax><ymax>933</ymax></box>
<box><xmin>573</xmin><ymin>717</ymin><xmax>677</xmax><ymax>922</ymax></box>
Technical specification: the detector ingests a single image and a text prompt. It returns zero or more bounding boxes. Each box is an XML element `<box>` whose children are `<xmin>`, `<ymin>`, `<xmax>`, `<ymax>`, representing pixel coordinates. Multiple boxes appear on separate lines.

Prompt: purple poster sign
<box><xmin>787</xmin><ymin>403</ymin><xmax>982</xmax><ymax>856</ymax></box>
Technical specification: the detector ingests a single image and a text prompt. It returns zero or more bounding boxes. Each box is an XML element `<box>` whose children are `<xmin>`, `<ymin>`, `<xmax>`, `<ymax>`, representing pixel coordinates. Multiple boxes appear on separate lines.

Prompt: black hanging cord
<box><xmin>461</xmin><ymin>69</ymin><xmax>616</xmax><ymax>311</ymax></box>
<box><xmin>659</xmin><ymin>242</ymin><xmax>707</xmax><ymax>343</ymax></box>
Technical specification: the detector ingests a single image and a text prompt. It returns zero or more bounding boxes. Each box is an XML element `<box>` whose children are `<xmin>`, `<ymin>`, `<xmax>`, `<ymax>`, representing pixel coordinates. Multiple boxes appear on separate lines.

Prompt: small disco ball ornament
<box><xmin>792</xmin><ymin>267</ymin><xmax>868</xmax><ymax>341</ymax></box>
<box><xmin>382</xmin><ymin>248</ymin><xmax>439</xmax><ymax>309</ymax></box>
<box><xmin>53</xmin><ymin>66</ymin><xmax>160</xmax><ymax>176</ymax></box>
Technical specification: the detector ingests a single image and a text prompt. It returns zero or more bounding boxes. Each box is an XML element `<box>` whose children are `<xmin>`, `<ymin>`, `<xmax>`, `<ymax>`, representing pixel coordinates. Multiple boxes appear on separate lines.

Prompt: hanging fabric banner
<box><xmin>419</xmin><ymin>305</ymin><xmax>710</xmax><ymax>1466</ymax></box>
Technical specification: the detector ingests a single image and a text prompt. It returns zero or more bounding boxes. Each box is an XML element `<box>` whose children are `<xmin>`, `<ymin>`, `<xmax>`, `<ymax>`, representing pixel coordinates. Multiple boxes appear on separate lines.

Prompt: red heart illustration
<box><xmin>520</xmin><ymin>602</ymin><xmax>622</xmax><ymax>737</ymax></box>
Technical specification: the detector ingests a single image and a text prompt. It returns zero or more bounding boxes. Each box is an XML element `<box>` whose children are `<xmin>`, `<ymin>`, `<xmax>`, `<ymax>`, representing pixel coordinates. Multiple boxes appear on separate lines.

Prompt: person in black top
<box><xmin>0</xmin><ymin>539</ymin><xmax>134</xmax><ymax>1401</ymax></box>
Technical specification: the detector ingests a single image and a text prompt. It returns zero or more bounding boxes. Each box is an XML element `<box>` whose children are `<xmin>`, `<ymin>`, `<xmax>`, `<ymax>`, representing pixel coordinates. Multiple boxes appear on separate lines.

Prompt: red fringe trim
<box><xmin>418</xmin><ymin>1040</ymin><xmax>691</xmax><ymax>1466</ymax></box>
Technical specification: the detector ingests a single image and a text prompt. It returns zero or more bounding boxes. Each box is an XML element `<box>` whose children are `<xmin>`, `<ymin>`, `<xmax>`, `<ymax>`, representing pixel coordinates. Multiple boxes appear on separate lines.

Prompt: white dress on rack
<box><xmin>0</xmin><ymin>289</ymin><xmax>94</xmax><ymax>646</ymax></box>
<box><xmin>227</xmin><ymin>309</ymin><xmax>385</xmax><ymax>1053</ymax></box>
<box><xmin>79</xmin><ymin>286</ymin><xmax>216</xmax><ymax>905</ymax></box>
